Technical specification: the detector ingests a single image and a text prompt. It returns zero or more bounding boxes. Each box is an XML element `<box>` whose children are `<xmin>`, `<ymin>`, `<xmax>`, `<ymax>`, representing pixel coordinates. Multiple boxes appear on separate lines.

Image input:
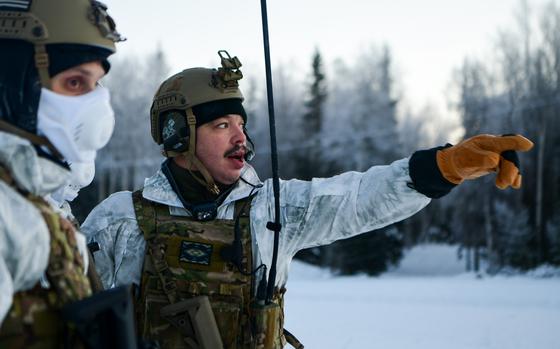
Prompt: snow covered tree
<box><xmin>307</xmin><ymin>45</ymin><xmax>405</xmax><ymax>275</ymax></box>
<box><xmin>546</xmin><ymin>206</ymin><xmax>560</xmax><ymax>266</ymax></box>
<box><xmin>318</xmin><ymin>45</ymin><xmax>401</xmax><ymax>174</ymax></box>
<box><xmin>96</xmin><ymin>48</ymin><xmax>170</xmax><ymax>195</ymax></box>
<box><xmin>444</xmin><ymin>0</ymin><xmax>560</xmax><ymax>270</ymax></box>
<box><xmin>294</xmin><ymin>48</ymin><xmax>328</xmax><ymax>180</ymax></box>
<box><xmin>334</xmin><ymin>226</ymin><xmax>404</xmax><ymax>276</ymax></box>
<box><xmin>249</xmin><ymin>61</ymin><xmax>306</xmax><ymax>180</ymax></box>
<box><xmin>493</xmin><ymin>200</ymin><xmax>536</xmax><ymax>269</ymax></box>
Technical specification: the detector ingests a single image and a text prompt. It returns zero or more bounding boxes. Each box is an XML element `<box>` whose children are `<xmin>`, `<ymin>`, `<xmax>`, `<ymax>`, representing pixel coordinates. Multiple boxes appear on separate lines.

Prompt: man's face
<box><xmin>195</xmin><ymin>114</ymin><xmax>247</xmax><ymax>185</ymax></box>
<box><xmin>50</xmin><ymin>61</ymin><xmax>105</xmax><ymax>96</ymax></box>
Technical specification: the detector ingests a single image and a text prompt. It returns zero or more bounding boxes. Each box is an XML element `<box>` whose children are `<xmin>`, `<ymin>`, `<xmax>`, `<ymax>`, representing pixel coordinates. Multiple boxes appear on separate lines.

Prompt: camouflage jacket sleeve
<box><xmin>80</xmin><ymin>191</ymin><xmax>146</xmax><ymax>289</ymax></box>
<box><xmin>250</xmin><ymin>158</ymin><xmax>431</xmax><ymax>286</ymax></box>
<box><xmin>0</xmin><ymin>183</ymin><xmax>51</xmax><ymax>324</ymax></box>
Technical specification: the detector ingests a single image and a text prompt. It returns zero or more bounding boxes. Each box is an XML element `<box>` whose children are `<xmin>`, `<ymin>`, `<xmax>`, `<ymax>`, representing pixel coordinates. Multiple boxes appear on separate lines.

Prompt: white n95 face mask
<box><xmin>37</xmin><ymin>86</ymin><xmax>115</xmax><ymax>163</ymax></box>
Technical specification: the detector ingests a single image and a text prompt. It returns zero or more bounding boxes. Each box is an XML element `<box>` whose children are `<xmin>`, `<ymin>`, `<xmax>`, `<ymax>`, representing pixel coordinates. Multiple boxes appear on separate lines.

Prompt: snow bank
<box><xmin>284</xmin><ymin>246</ymin><xmax>560</xmax><ymax>348</ymax></box>
<box><xmin>285</xmin><ymin>264</ymin><xmax>560</xmax><ymax>349</ymax></box>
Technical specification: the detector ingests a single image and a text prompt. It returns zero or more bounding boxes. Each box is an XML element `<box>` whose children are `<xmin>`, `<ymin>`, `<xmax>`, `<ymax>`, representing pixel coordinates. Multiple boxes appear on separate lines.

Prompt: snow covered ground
<box><xmin>284</xmin><ymin>245</ymin><xmax>560</xmax><ymax>349</ymax></box>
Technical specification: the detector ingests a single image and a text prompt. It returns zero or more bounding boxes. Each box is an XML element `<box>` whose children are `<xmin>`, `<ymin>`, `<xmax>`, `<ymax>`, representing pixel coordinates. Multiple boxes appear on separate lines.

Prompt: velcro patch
<box><xmin>179</xmin><ymin>241</ymin><xmax>213</xmax><ymax>266</ymax></box>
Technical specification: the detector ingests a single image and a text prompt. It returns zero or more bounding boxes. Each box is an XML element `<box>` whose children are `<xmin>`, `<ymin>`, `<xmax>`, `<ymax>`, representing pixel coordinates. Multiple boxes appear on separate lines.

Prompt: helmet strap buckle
<box><xmin>34</xmin><ymin>44</ymin><xmax>51</xmax><ymax>88</ymax></box>
<box><xmin>186</xmin><ymin>108</ymin><xmax>197</xmax><ymax>153</ymax></box>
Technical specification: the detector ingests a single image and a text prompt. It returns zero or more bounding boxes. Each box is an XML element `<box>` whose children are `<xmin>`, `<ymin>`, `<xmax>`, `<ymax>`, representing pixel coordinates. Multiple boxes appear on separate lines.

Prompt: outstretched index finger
<box><xmin>476</xmin><ymin>134</ymin><xmax>534</xmax><ymax>153</ymax></box>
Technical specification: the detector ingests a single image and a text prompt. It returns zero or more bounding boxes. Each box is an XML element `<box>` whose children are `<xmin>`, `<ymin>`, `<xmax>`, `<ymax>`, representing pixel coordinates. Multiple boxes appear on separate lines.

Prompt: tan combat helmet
<box><xmin>150</xmin><ymin>50</ymin><xmax>245</xmax><ymax>194</ymax></box>
<box><xmin>0</xmin><ymin>0</ymin><xmax>123</xmax><ymax>88</ymax></box>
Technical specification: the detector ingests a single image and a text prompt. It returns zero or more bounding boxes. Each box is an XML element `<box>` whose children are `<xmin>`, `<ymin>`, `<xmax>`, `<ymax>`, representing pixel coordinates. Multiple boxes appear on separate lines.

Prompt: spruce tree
<box><xmin>295</xmin><ymin>48</ymin><xmax>327</xmax><ymax>180</ymax></box>
<box><xmin>293</xmin><ymin>49</ymin><xmax>331</xmax><ymax>266</ymax></box>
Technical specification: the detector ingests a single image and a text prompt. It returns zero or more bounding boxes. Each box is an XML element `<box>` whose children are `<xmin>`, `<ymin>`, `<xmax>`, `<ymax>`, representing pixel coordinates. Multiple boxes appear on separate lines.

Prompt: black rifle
<box><xmin>61</xmin><ymin>285</ymin><xmax>138</xmax><ymax>349</ymax></box>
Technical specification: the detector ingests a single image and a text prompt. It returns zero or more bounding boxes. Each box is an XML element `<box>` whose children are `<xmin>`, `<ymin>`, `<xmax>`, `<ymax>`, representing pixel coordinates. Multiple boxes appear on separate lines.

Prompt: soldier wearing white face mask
<box><xmin>42</xmin><ymin>86</ymin><xmax>116</xmax><ymax>215</ymax></box>
<box><xmin>0</xmin><ymin>0</ymin><xmax>125</xmax><ymax>346</ymax></box>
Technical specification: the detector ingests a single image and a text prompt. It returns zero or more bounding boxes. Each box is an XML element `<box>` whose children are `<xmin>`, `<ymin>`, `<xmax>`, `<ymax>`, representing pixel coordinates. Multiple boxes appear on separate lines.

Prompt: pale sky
<box><xmin>106</xmin><ymin>0</ymin><xmax>552</xmax><ymax>118</ymax></box>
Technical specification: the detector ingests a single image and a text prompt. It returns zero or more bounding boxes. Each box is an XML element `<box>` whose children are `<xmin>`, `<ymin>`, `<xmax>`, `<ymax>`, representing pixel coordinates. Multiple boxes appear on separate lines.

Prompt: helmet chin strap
<box><xmin>183</xmin><ymin>152</ymin><xmax>220</xmax><ymax>195</ymax></box>
<box><xmin>163</xmin><ymin>108</ymin><xmax>220</xmax><ymax>195</ymax></box>
<box><xmin>184</xmin><ymin>108</ymin><xmax>220</xmax><ymax>195</ymax></box>
<box><xmin>34</xmin><ymin>44</ymin><xmax>52</xmax><ymax>89</ymax></box>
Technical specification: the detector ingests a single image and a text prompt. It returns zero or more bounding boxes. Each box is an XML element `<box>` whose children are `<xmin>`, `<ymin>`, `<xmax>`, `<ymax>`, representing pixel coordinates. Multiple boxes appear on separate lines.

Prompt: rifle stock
<box><xmin>160</xmin><ymin>296</ymin><xmax>224</xmax><ymax>349</ymax></box>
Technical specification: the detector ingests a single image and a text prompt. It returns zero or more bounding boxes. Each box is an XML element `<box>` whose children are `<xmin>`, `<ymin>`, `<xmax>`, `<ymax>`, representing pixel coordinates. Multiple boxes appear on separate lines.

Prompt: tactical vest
<box><xmin>133</xmin><ymin>190</ymin><xmax>302</xmax><ymax>349</ymax></box>
<box><xmin>0</xmin><ymin>166</ymin><xmax>92</xmax><ymax>349</ymax></box>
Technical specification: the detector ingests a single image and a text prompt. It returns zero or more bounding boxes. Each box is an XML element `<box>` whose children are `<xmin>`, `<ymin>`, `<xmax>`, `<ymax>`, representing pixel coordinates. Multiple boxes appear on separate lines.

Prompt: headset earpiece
<box><xmin>161</xmin><ymin>110</ymin><xmax>190</xmax><ymax>153</ymax></box>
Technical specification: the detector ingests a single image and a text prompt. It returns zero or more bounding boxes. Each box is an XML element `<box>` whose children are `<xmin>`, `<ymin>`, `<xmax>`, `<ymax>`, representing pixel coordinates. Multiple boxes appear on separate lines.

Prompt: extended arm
<box><xmin>251</xmin><ymin>158</ymin><xmax>431</xmax><ymax>278</ymax></box>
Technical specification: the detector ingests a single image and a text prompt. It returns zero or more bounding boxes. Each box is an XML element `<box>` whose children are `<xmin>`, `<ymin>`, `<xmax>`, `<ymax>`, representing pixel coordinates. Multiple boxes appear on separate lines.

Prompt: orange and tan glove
<box><xmin>436</xmin><ymin>134</ymin><xmax>534</xmax><ymax>189</ymax></box>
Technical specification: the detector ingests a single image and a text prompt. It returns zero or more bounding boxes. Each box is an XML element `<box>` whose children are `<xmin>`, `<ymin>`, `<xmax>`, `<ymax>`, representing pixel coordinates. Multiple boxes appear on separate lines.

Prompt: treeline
<box><xmin>246</xmin><ymin>46</ymin><xmax>411</xmax><ymax>275</ymax></box>
<box><xmin>73</xmin><ymin>1</ymin><xmax>560</xmax><ymax>275</ymax></box>
<box><xmin>444</xmin><ymin>1</ymin><xmax>560</xmax><ymax>272</ymax></box>
<box><xmin>246</xmin><ymin>1</ymin><xmax>560</xmax><ymax>274</ymax></box>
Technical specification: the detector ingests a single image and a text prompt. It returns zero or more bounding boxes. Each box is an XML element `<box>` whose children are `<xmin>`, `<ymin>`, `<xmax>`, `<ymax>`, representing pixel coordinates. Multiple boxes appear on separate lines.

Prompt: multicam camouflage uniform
<box><xmin>0</xmin><ymin>132</ymin><xmax>92</xmax><ymax>348</ymax></box>
<box><xmin>133</xmin><ymin>190</ymin><xmax>285</xmax><ymax>348</ymax></box>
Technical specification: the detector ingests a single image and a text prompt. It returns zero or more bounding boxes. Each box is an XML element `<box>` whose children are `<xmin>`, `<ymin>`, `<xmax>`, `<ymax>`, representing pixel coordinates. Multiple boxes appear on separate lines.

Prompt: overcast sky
<box><xmin>106</xmin><ymin>0</ymin><xmax>552</xmax><ymax>118</ymax></box>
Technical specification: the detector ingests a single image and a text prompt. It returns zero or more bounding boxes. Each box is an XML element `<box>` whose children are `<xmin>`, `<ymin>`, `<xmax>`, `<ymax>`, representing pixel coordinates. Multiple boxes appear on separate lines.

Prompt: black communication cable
<box><xmin>259</xmin><ymin>0</ymin><xmax>282</xmax><ymax>305</ymax></box>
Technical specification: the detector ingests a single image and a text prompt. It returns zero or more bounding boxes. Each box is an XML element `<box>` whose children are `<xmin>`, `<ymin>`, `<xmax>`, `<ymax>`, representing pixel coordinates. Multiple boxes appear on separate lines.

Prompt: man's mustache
<box><xmin>224</xmin><ymin>144</ymin><xmax>247</xmax><ymax>158</ymax></box>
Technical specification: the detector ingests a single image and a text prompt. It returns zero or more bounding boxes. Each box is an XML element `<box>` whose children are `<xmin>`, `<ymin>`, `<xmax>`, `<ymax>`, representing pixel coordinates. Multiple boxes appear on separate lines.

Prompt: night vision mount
<box><xmin>212</xmin><ymin>50</ymin><xmax>243</xmax><ymax>92</ymax></box>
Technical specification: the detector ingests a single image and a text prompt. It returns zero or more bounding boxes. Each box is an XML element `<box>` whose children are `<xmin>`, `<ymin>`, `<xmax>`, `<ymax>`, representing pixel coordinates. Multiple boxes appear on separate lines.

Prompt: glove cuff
<box><xmin>409</xmin><ymin>144</ymin><xmax>457</xmax><ymax>198</ymax></box>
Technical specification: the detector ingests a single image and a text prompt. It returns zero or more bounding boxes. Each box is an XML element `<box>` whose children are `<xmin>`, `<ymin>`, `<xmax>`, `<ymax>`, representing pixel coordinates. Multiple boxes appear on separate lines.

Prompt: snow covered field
<box><xmin>284</xmin><ymin>245</ymin><xmax>560</xmax><ymax>349</ymax></box>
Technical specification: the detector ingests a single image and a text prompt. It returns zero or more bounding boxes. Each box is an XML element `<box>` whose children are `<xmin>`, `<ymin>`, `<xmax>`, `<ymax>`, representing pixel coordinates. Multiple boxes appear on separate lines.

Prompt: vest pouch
<box><xmin>143</xmin><ymin>291</ymin><xmax>246</xmax><ymax>349</ymax></box>
<box><xmin>142</xmin><ymin>294</ymin><xmax>190</xmax><ymax>348</ymax></box>
<box><xmin>169</xmin><ymin>264</ymin><xmax>251</xmax><ymax>347</ymax></box>
<box><xmin>250</xmin><ymin>301</ymin><xmax>285</xmax><ymax>349</ymax></box>
<box><xmin>209</xmin><ymin>294</ymin><xmax>244</xmax><ymax>349</ymax></box>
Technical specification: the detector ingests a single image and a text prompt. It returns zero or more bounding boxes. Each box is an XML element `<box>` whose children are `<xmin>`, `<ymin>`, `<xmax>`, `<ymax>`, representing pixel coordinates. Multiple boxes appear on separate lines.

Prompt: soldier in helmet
<box><xmin>82</xmin><ymin>51</ymin><xmax>534</xmax><ymax>349</ymax></box>
<box><xmin>0</xmin><ymin>0</ymin><xmax>123</xmax><ymax>346</ymax></box>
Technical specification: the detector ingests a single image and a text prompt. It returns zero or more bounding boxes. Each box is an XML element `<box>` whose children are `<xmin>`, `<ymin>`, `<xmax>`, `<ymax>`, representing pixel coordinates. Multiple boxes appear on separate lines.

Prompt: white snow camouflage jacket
<box><xmin>82</xmin><ymin>158</ymin><xmax>431</xmax><ymax>291</ymax></box>
<box><xmin>0</xmin><ymin>131</ymin><xmax>89</xmax><ymax>324</ymax></box>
